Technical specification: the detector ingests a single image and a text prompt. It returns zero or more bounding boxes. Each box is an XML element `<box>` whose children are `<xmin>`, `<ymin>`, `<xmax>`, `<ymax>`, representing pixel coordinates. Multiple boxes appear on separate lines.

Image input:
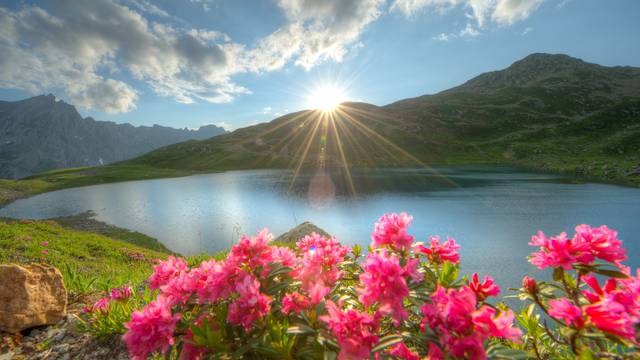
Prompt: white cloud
<box><xmin>391</xmin><ymin>0</ymin><xmax>462</xmax><ymax>17</ymax></box>
<box><xmin>214</xmin><ymin>121</ymin><xmax>233</xmax><ymax>131</ymax></box>
<box><xmin>522</xmin><ymin>26</ymin><xmax>533</xmax><ymax>35</ymax></box>
<box><xmin>262</xmin><ymin>106</ymin><xmax>273</xmax><ymax>114</ymax></box>
<box><xmin>126</xmin><ymin>0</ymin><xmax>169</xmax><ymax>17</ymax></box>
<box><xmin>459</xmin><ymin>23</ymin><xmax>480</xmax><ymax>37</ymax></box>
<box><xmin>391</xmin><ymin>0</ymin><xmax>544</xmax><ymax>28</ymax></box>
<box><xmin>189</xmin><ymin>0</ymin><xmax>215</xmax><ymax>12</ymax></box>
<box><xmin>263</xmin><ymin>0</ymin><xmax>386</xmax><ymax>70</ymax></box>
<box><xmin>432</xmin><ymin>22</ymin><xmax>480</xmax><ymax>41</ymax></box>
<box><xmin>492</xmin><ymin>0</ymin><xmax>544</xmax><ymax>26</ymax></box>
<box><xmin>433</xmin><ymin>33</ymin><xmax>451</xmax><ymax>42</ymax></box>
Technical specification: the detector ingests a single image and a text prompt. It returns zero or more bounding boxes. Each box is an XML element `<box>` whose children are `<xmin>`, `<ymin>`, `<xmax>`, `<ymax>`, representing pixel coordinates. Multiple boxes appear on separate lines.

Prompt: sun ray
<box><xmin>334</xmin><ymin>107</ymin><xmax>460</xmax><ymax>187</ymax></box>
<box><xmin>328</xmin><ymin>111</ymin><xmax>356</xmax><ymax>197</ymax></box>
<box><xmin>287</xmin><ymin>111</ymin><xmax>324</xmax><ymax>191</ymax></box>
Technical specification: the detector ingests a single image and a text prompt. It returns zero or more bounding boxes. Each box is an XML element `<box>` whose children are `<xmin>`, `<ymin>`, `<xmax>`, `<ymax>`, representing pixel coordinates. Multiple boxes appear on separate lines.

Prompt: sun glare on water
<box><xmin>306</xmin><ymin>84</ymin><xmax>347</xmax><ymax>112</ymax></box>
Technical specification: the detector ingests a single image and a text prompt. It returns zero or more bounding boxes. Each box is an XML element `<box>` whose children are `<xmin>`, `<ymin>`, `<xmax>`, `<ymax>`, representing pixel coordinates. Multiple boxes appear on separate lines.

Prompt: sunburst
<box><xmin>306</xmin><ymin>84</ymin><xmax>347</xmax><ymax>112</ymax></box>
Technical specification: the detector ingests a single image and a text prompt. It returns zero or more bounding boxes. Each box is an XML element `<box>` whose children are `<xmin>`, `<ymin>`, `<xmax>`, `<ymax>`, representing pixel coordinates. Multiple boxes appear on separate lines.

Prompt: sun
<box><xmin>306</xmin><ymin>84</ymin><xmax>347</xmax><ymax>112</ymax></box>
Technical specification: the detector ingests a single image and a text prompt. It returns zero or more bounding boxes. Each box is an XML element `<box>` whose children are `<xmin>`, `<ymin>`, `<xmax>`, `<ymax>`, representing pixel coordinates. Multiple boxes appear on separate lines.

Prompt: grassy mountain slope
<box><xmin>2</xmin><ymin>53</ymin><xmax>638</xmax><ymax>205</ymax></box>
<box><xmin>0</xmin><ymin>219</ymin><xmax>169</xmax><ymax>295</ymax></box>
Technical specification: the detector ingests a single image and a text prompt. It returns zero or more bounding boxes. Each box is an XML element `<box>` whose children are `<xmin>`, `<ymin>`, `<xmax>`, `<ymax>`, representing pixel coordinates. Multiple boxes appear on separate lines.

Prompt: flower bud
<box><xmin>522</xmin><ymin>276</ymin><xmax>537</xmax><ymax>294</ymax></box>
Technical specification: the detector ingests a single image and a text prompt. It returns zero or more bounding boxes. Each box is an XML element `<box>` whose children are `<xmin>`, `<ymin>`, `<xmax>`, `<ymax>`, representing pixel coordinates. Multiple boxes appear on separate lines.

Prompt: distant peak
<box><xmin>513</xmin><ymin>53</ymin><xmax>586</xmax><ymax>67</ymax></box>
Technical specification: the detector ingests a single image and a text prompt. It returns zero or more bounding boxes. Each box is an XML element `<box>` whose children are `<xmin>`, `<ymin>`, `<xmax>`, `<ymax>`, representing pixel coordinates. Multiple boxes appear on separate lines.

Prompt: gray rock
<box><xmin>274</xmin><ymin>222</ymin><xmax>332</xmax><ymax>244</ymax></box>
<box><xmin>52</xmin><ymin>343</ymin><xmax>70</xmax><ymax>354</ymax></box>
<box><xmin>53</xmin><ymin>329</ymin><xmax>67</xmax><ymax>342</ymax></box>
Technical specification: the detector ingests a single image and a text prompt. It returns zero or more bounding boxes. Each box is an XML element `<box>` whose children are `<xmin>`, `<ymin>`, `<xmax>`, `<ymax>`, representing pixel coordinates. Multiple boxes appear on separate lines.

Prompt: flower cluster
<box><xmin>320</xmin><ymin>301</ymin><xmax>381</xmax><ymax>360</ymax></box>
<box><xmin>371</xmin><ymin>212</ymin><xmax>414</xmax><ymax>251</ymax></box>
<box><xmin>290</xmin><ymin>233</ymin><xmax>349</xmax><ymax>304</ymax></box>
<box><xmin>421</xmin><ymin>285</ymin><xmax>521</xmax><ymax>359</ymax></box>
<box><xmin>82</xmin><ymin>285</ymin><xmax>133</xmax><ymax>314</ymax></box>
<box><xmin>116</xmin><ymin>214</ymin><xmax>639</xmax><ymax>359</ymax></box>
<box><xmin>528</xmin><ymin>224</ymin><xmax>626</xmax><ymax>270</ymax></box>
<box><xmin>525</xmin><ymin>224</ymin><xmax>639</xmax><ymax>356</ymax></box>
<box><xmin>414</xmin><ymin>235</ymin><xmax>461</xmax><ymax>264</ymax></box>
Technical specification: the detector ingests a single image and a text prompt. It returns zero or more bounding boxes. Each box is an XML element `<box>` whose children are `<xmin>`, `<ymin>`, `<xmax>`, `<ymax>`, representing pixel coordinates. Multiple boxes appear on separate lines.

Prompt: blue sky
<box><xmin>1</xmin><ymin>0</ymin><xmax>639</xmax><ymax>130</ymax></box>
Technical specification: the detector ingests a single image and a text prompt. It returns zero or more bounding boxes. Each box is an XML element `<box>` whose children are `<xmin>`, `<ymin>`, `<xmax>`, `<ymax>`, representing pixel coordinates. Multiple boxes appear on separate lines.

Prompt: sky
<box><xmin>0</xmin><ymin>0</ymin><xmax>639</xmax><ymax>131</ymax></box>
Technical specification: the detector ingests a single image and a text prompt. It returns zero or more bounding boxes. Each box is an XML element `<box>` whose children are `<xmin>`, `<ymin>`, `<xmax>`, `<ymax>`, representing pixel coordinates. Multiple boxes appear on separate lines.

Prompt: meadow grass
<box><xmin>0</xmin><ymin>219</ymin><xmax>169</xmax><ymax>296</ymax></box>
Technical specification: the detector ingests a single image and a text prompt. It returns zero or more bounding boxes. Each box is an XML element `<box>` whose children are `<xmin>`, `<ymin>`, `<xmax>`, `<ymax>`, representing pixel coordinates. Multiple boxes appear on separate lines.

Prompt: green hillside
<box><xmin>0</xmin><ymin>219</ymin><xmax>169</xmax><ymax>295</ymax></box>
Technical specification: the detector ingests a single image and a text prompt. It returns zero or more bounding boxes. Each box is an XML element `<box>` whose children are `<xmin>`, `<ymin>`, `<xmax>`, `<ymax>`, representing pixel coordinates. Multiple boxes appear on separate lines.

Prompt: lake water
<box><xmin>2</xmin><ymin>166</ymin><xmax>639</xmax><ymax>291</ymax></box>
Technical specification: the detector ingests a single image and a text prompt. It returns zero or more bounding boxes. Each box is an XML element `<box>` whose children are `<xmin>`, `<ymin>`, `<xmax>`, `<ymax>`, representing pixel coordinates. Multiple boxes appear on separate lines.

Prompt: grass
<box><xmin>50</xmin><ymin>211</ymin><xmax>172</xmax><ymax>253</ymax></box>
<box><xmin>0</xmin><ymin>219</ymin><xmax>168</xmax><ymax>296</ymax></box>
<box><xmin>0</xmin><ymin>179</ymin><xmax>52</xmax><ymax>207</ymax></box>
<box><xmin>0</xmin><ymin>165</ymin><xmax>193</xmax><ymax>208</ymax></box>
<box><xmin>29</xmin><ymin>164</ymin><xmax>193</xmax><ymax>190</ymax></box>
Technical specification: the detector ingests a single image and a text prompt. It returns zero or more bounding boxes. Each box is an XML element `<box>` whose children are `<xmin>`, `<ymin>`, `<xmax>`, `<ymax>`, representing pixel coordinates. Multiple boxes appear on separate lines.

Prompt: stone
<box><xmin>0</xmin><ymin>264</ymin><xmax>67</xmax><ymax>333</ymax></box>
<box><xmin>274</xmin><ymin>222</ymin><xmax>332</xmax><ymax>244</ymax></box>
<box><xmin>53</xmin><ymin>329</ymin><xmax>67</xmax><ymax>342</ymax></box>
<box><xmin>626</xmin><ymin>167</ymin><xmax>640</xmax><ymax>176</ymax></box>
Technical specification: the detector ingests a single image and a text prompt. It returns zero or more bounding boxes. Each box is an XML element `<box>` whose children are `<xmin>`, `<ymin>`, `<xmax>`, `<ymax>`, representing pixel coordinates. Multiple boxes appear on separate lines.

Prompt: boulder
<box><xmin>0</xmin><ymin>264</ymin><xmax>67</xmax><ymax>333</ymax></box>
<box><xmin>274</xmin><ymin>222</ymin><xmax>331</xmax><ymax>244</ymax></box>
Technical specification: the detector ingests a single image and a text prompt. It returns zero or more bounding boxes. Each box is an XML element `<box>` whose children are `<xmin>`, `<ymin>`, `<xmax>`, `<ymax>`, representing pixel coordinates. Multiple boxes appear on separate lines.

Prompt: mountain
<box><xmin>0</xmin><ymin>95</ymin><xmax>226</xmax><ymax>179</ymax></box>
<box><xmin>121</xmin><ymin>53</ymin><xmax>640</xmax><ymax>184</ymax></box>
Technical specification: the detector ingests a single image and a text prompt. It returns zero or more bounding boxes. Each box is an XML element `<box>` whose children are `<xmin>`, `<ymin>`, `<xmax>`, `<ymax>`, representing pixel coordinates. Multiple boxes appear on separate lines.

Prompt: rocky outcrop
<box><xmin>274</xmin><ymin>222</ymin><xmax>331</xmax><ymax>244</ymax></box>
<box><xmin>0</xmin><ymin>264</ymin><xmax>67</xmax><ymax>333</ymax></box>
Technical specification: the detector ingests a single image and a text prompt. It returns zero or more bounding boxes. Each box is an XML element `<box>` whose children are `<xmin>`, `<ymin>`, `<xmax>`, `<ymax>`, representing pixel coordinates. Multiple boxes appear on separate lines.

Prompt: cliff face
<box><xmin>0</xmin><ymin>95</ymin><xmax>226</xmax><ymax>179</ymax></box>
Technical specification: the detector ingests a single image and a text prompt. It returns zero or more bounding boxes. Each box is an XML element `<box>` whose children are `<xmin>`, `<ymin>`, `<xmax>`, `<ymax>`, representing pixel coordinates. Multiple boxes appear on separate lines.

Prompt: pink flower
<box><xmin>548</xmin><ymin>298</ymin><xmax>584</xmax><ymax>328</ymax></box>
<box><xmin>123</xmin><ymin>296</ymin><xmax>181</xmax><ymax>360</ymax></box>
<box><xmin>161</xmin><ymin>270</ymin><xmax>200</xmax><ymax>305</ymax></box>
<box><xmin>371</xmin><ymin>212</ymin><xmax>414</xmax><ymax>251</ymax></box>
<box><xmin>148</xmin><ymin>256</ymin><xmax>188</xmax><ymax>290</ymax></box>
<box><xmin>282</xmin><ymin>291</ymin><xmax>311</xmax><ymax>315</ymax></box>
<box><xmin>469</xmin><ymin>273</ymin><xmax>500</xmax><ymax>301</ymax></box>
<box><xmin>227</xmin><ymin>272</ymin><xmax>271</xmax><ymax>331</ymax></box>
<box><xmin>308</xmin><ymin>282</ymin><xmax>331</xmax><ymax>304</ymax></box>
<box><xmin>414</xmin><ymin>236</ymin><xmax>460</xmax><ymax>264</ymax></box>
<box><xmin>358</xmin><ymin>250</ymin><xmax>410</xmax><ymax>324</ymax></box>
<box><xmin>92</xmin><ymin>297</ymin><xmax>111</xmax><ymax>313</ymax></box>
<box><xmin>320</xmin><ymin>301</ymin><xmax>380</xmax><ymax>360</ymax></box>
<box><xmin>528</xmin><ymin>231</ymin><xmax>593</xmax><ymax>269</ymax></box>
<box><xmin>195</xmin><ymin>259</ymin><xmax>238</xmax><ymax>303</ymax></box>
<box><xmin>39</xmin><ymin>241</ymin><xmax>48</xmax><ymax>246</ymax></box>
<box><xmin>270</xmin><ymin>246</ymin><xmax>297</xmax><ymax>268</ymax></box>
<box><xmin>388</xmin><ymin>342</ymin><xmax>419</xmax><ymax>360</ymax></box>
<box><xmin>110</xmin><ymin>286</ymin><xmax>133</xmax><ymax>301</ymax></box>
<box><xmin>404</xmin><ymin>258</ymin><xmax>424</xmax><ymax>284</ymax></box>
<box><xmin>421</xmin><ymin>286</ymin><xmax>521</xmax><ymax>359</ymax></box>
<box><xmin>428</xmin><ymin>343</ymin><xmax>444</xmax><ymax>360</ymax></box>
<box><xmin>582</xmin><ymin>275</ymin><xmax>639</xmax><ymax>341</ymax></box>
<box><xmin>292</xmin><ymin>233</ymin><xmax>349</xmax><ymax>303</ymax></box>
<box><xmin>574</xmin><ymin>224</ymin><xmax>626</xmax><ymax>266</ymax></box>
<box><xmin>228</xmin><ymin>228</ymin><xmax>274</xmax><ymax>271</ymax></box>
<box><xmin>41</xmin><ymin>250</ymin><xmax>48</xmax><ymax>255</ymax></box>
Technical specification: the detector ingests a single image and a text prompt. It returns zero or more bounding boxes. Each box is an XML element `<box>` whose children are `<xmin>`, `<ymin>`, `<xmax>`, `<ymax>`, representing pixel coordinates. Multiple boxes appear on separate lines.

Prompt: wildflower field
<box><xmin>79</xmin><ymin>213</ymin><xmax>640</xmax><ymax>359</ymax></box>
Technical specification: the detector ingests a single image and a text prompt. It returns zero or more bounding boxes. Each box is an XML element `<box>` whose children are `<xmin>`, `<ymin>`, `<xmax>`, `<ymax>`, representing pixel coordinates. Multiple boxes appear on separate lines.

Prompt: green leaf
<box><xmin>552</xmin><ymin>267</ymin><xmax>564</xmax><ymax>282</ymax></box>
<box><xmin>371</xmin><ymin>334</ymin><xmax>404</xmax><ymax>353</ymax></box>
<box><xmin>266</xmin><ymin>265</ymin><xmax>292</xmax><ymax>279</ymax></box>
<box><xmin>589</xmin><ymin>268</ymin><xmax>629</xmax><ymax>279</ymax></box>
<box><xmin>287</xmin><ymin>324</ymin><xmax>316</xmax><ymax>335</ymax></box>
